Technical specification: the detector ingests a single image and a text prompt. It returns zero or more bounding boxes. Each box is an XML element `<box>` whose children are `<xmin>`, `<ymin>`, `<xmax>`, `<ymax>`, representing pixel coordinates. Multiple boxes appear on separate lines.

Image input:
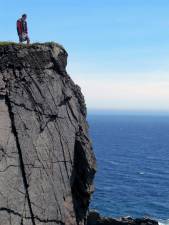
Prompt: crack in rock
<box><xmin>5</xmin><ymin>95</ymin><xmax>36</xmax><ymax>225</ymax></box>
<box><xmin>0</xmin><ymin>43</ymin><xmax>96</xmax><ymax>225</ymax></box>
<box><xmin>0</xmin><ymin>207</ymin><xmax>64</xmax><ymax>224</ymax></box>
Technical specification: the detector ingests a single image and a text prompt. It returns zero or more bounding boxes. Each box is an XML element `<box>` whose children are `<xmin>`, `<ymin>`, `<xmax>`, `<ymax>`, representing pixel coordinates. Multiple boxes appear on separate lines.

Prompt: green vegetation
<box><xmin>0</xmin><ymin>41</ymin><xmax>18</xmax><ymax>46</ymax></box>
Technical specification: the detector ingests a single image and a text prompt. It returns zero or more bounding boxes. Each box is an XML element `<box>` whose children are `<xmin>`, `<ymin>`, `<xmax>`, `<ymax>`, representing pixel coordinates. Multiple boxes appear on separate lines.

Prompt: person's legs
<box><xmin>26</xmin><ymin>35</ymin><xmax>30</xmax><ymax>45</ymax></box>
<box><xmin>19</xmin><ymin>35</ymin><xmax>23</xmax><ymax>43</ymax></box>
<box><xmin>19</xmin><ymin>33</ymin><xmax>30</xmax><ymax>45</ymax></box>
<box><xmin>27</xmin><ymin>37</ymin><xmax>30</xmax><ymax>45</ymax></box>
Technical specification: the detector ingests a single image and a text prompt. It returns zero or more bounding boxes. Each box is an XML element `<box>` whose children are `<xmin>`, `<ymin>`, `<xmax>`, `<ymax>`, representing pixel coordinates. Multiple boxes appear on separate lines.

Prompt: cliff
<box><xmin>0</xmin><ymin>42</ymin><xmax>96</xmax><ymax>225</ymax></box>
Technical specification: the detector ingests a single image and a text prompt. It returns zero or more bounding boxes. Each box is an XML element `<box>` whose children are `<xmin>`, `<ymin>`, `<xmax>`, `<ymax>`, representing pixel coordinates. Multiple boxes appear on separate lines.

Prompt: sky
<box><xmin>1</xmin><ymin>0</ymin><xmax>169</xmax><ymax>112</ymax></box>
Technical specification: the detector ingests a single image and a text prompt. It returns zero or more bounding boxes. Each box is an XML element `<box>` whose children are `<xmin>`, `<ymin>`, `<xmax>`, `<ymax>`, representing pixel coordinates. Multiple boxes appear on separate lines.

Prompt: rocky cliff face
<box><xmin>0</xmin><ymin>43</ymin><xmax>96</xmax><ymax>225</ymax></box>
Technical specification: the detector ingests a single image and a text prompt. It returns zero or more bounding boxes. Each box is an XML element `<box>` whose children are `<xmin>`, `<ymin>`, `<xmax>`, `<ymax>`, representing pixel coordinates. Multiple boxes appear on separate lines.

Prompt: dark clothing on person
<box><xmin>16</xmin><ymin>18</ymin><xmax>30</xmax><ymax>43</ymax></box>
<box><xmin>17</xmin><ymin>18</ymin><xmax>28</xmax><ymax>35</ymax></box>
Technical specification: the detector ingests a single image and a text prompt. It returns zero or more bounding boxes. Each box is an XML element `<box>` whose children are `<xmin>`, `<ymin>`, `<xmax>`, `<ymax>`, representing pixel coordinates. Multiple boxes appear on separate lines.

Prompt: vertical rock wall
<box><xmin>0</xmin><ymin>43</ymin><xmax>96</xmax><ymax>225</ymax></box>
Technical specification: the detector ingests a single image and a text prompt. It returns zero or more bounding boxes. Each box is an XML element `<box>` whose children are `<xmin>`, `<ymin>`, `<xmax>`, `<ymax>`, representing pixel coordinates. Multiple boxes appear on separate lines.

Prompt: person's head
<box><xmin>22</xmin><ymin>14</ymin><xmax>27</xmax><ymax>21</ymax></box>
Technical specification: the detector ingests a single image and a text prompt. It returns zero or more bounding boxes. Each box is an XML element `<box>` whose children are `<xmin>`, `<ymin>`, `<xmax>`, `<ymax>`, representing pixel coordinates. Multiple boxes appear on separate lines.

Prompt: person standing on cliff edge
<box><xmin>17</xmin><ymin>14</ymin><xmax>30</xmax><ymax>44</ymax></box>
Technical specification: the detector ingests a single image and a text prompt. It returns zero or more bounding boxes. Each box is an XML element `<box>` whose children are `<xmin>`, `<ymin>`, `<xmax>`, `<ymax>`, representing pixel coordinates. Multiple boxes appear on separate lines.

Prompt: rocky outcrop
<box><xmin>0</xmin><ymin>43</ymin><xmax>96</xmax><ymax>225</ymax></box>
<box><xmin>87</xmin><ymin>211</ymin><xmax>159</xmax><ymax>225</ymax></box>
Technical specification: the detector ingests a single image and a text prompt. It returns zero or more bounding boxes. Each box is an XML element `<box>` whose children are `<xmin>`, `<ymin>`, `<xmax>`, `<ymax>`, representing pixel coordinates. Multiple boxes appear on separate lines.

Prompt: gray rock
<box><xmin>87</xmin><ymin>211</ymin><xmax>159</xmax><ymax>225</ymax></box>
<box><xmin>0</xmin><ymin>43</ymin><xmax>96</xmax><ymax>225</ymax></box>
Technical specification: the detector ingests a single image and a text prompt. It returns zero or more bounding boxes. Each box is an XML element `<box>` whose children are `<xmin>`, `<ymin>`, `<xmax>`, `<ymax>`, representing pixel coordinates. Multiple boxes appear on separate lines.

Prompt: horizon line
<box><xmin>87</xmin><ymin>109</ymin><xmax>169</xmax><ymax>116</ymax></box>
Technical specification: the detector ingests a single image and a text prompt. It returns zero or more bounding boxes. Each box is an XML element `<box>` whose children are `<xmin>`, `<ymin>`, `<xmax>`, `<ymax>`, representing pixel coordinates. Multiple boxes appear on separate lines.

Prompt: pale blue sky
<box><xmin>1</xmin><ymin>0</ymin><xmax>169</xmax><ymax>111</ymax></box>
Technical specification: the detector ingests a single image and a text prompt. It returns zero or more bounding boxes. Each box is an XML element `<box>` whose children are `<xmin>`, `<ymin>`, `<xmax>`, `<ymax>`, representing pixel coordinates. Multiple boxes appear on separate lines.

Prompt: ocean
<box><xmin>88</xmin><ymin>114</ymin><xmax>169</xmax><ymax>225</ymax></box>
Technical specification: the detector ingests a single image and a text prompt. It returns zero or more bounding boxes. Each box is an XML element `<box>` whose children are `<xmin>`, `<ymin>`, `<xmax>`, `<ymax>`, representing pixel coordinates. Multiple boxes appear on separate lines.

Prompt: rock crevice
<box><xmin>0</xmin><ymin>43</ymin><xmax>96</xmax><ymax>225</ymax></box>
<box><xmin>5</xmin><ymin>94</ymin><xmax>36</xmax><ymax>225</ymax></box>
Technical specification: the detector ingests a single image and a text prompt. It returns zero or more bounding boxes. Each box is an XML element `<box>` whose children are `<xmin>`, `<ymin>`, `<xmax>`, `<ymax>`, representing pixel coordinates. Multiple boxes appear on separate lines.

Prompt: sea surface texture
<box><xmin>88</xmin><ymin>114</ymin><xmax>169</xmax><ymax>224</ymax></box>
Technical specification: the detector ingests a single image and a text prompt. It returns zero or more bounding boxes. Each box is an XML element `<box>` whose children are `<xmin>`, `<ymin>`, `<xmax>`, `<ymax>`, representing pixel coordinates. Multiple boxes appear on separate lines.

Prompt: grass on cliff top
<box><xmin>0</xmin><ymin>41</ymin><xmax>18</xmax><ymax>46</ymax></box>
<box><xmin>0</xmin><ymin>41</ymin><xmax>64</xmax><ymax>50</ymax></box>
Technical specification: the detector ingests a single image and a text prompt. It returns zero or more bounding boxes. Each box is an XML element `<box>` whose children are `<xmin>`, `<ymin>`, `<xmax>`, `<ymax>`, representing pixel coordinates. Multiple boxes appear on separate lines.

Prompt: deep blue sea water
<box><xmin>88</xmin><ymin>114</ymin><xmax>169</xmax><ymax>224</ymax></box>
